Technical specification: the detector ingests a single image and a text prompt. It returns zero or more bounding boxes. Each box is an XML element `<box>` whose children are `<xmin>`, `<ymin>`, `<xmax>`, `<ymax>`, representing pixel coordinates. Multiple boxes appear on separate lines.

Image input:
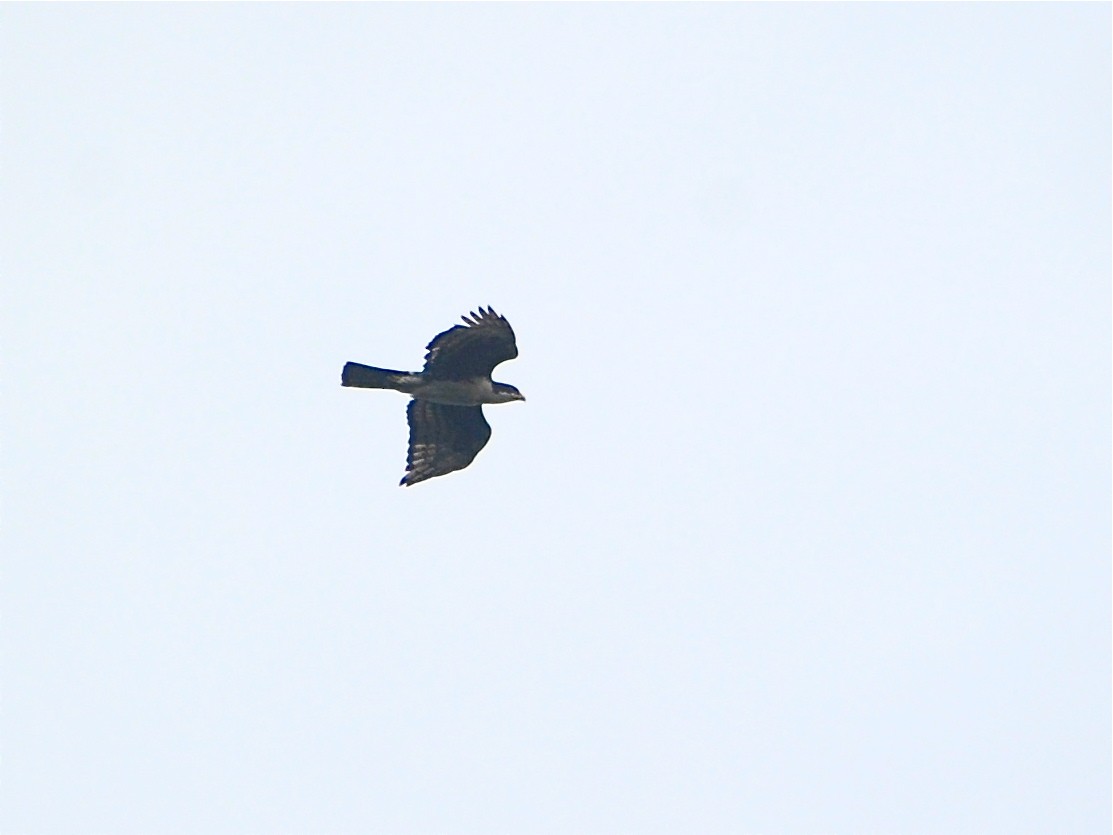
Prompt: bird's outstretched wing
<box><xmin>401</xmin><ymin>400</ymin><xmax>492</xmax><ymax>486</ymax></box>
<box><xmin>421</xmin><ymin>306</ymin><xmax>517</xmax><ymax>381</ymax></box>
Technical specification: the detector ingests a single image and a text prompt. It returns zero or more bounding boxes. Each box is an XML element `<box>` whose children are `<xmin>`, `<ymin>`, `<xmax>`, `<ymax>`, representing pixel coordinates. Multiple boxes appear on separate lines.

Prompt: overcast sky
<box><xmin>3</xmin><ymin>4</ymin><xmax>1110</xmax><ymax>834</ymax></box>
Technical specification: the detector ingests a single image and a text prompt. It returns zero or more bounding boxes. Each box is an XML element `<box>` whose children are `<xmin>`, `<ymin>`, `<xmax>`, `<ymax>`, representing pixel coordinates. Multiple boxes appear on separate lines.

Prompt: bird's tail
<box><xmin>341</xmin><ymin>362</ymin><xmax>416</xmax><ymax>391</ymax></box>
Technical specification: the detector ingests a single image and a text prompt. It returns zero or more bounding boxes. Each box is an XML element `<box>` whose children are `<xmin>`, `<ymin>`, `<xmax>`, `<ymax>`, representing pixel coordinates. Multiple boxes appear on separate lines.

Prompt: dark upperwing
<box><xmin>420</xmin><ymin>306</ymin><xmax>518</xmax><ymax>381</ymax></box>
<box><xmin>401</xmin><ymin>400</ymin><xmax>492</xmax><ymax>486</ymax></box>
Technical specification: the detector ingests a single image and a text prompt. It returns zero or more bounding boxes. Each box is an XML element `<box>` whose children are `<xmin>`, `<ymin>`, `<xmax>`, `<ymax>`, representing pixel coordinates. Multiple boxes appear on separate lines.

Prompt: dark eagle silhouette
<box><xmin>342</xmin><ymin>306</ymin><xmax>524</xmax><ymax>486</ymax></box>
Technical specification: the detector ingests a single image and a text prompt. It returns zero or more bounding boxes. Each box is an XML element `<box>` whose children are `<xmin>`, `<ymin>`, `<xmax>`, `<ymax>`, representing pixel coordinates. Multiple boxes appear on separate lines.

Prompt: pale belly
<box><xmin>411</xmin><ymin>378</ymin><xmax>496</xmax><ymax>406</ymax></box>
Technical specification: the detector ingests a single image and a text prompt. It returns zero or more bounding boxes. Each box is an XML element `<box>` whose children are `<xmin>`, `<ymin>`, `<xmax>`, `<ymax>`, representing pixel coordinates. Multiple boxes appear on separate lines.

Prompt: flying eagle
<box><xmin>342</xmin><ymin>306</ymin><xmax>524</xmax><ymax>486</ymax></box>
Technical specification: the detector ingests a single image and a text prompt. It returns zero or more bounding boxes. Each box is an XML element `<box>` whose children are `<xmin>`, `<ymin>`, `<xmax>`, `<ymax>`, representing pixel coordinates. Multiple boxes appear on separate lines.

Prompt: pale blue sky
<box><xmin>3</xmin><ymin>4</ymin><xmax>1110</xmax><ymax>834</ymax></box>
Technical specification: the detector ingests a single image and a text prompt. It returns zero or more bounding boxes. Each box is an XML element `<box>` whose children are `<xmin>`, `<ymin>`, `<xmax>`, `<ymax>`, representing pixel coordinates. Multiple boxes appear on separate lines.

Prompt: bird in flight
<box><xmin>342</xmin><ymin>306</ymin><xmax>525</xmax><ymax>486</ymax></box>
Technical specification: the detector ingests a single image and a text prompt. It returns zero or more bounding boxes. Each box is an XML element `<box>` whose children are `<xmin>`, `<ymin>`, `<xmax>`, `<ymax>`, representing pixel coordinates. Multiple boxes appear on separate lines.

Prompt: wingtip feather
<box><xmin>457</xmin><ymin>306</ymin><xmax>507</xmax><ymax>329</ymax></box>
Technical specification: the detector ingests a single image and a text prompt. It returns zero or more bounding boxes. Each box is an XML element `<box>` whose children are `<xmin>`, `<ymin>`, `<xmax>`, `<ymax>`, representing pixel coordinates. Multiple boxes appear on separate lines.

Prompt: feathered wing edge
<box><xmin>461</xmin><ymin>306</ymin><xmax>502</xmax><ymax>327</ymax></box>
<box><xmin>420</xmin><ymin>306</ymin><xmax>518</xmax><ymax>380</ymax></box>
<box><xmin>400</xmin><ymin>400</ymin><xmax>493</xmax><ymax>486</ymax></box>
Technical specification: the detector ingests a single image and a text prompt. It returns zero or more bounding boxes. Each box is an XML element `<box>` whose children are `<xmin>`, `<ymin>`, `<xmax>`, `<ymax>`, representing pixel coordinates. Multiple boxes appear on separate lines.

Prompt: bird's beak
<box><xmin>517</xmin><ymin>392</ymin><xmax>527</xmax><ymax>402</ymax></box>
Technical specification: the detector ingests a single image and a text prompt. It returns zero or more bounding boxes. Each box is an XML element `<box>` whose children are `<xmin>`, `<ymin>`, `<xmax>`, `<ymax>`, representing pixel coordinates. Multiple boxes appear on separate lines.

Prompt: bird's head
<box><xmin>492</xmin><ymin>382</ymin><xmax>526</xmax><ymax>403</ymax></box>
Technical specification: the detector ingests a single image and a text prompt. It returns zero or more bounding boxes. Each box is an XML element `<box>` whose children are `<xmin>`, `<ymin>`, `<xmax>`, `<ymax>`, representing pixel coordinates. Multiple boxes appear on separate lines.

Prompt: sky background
<box><xmin>2</xmin><ymin>4</ymin><xmax>1110</xmax><ymax>834</ymax></box>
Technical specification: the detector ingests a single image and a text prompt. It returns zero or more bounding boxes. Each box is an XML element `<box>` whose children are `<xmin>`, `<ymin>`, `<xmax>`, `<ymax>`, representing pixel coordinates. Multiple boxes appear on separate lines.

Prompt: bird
<box><xmin>342</xmin><ymin>306</ymin><xmax>525</xmax><ymax>486</ymax></box>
